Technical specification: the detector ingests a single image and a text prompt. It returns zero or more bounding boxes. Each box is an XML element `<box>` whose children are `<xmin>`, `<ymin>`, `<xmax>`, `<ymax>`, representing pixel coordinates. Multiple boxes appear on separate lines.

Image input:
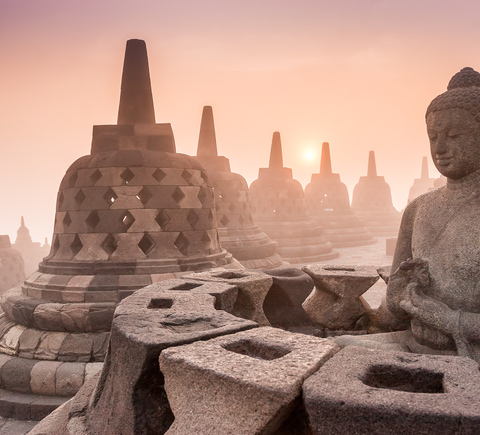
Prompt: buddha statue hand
<box><xmin>387</xmin><ymin>258</ymin><xmax>430</xmax><ymax>321</ymax></box>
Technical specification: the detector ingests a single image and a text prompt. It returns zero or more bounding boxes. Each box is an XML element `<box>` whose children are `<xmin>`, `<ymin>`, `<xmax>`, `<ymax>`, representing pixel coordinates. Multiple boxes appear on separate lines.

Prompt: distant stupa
<box><xmin>304</xmin><ymin>142</ymin><xmax>375</xmax><ymax>247</ymax></box>
<box><xmin>0</xmin><ymin>235</ymin><xmax>25</xmax><ymax>293</ymax></box>
<box><xmin>195</xmin><ymin>106</ymin><xmax>283</xmax><ymax>269</ymax></box>
<box><xmin>249</xmin><ymin>132</ymin><xmax>338</xmax><ymax>263</ymax></box>
<box><xmin>351</xmin><ymin>151</ymin><xmax>402</xmax><ymax>236</ymax></box>
<box><xmin>12</xmin><ymin>216</ymin><xmax>50</xmax><ymax>276</ymax></box>
<box><xmin>407</xmin><ymin>156</ymin><xmax>436</xmax><ymax>203</ymax></box>
<box><xmin>0</xmin><ymin>39</ymin><xmax>241</xmax><ymax>419</ymax></box>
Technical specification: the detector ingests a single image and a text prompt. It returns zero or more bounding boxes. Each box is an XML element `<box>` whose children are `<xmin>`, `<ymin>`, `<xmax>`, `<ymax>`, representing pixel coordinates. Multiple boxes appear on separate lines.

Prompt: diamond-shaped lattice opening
<box><xmin>70</xmin><ymin>234</ymin><xmax>83</xmax><ymax>256</ymax></box>
<box><xmin>154</xmin><ymin>210</ymin><xmax>169</xmax><ymax>230</ymax></box>
<box><xmin>174</xmin><ymin>232</ymin><xmax>189</xmax><ymax>256</ymax></box>
<box><xmin>136</xmin><ymin>187</ymin><xmax>152</xmax><ymax>206</ymax></box>
<box><xmin>201</xmin><ymin>231</ymin><xmax>212</xmax><ymax>250</ymax></box>
<box><xmin>90</xmin><ymin>169</ymin><xmax>102</xmax><ymax>185</ymax></box>
<box><xmin>198</xmin><ymin>187</ymin><xmax>207</xmax><ymax>204</ymax></box>
<box><xmin>103</xmin><ymin>188</ymin><xmax>118</xmax><ymax>206</ymax></box>
<box><xmin>75</xmin><ymin>189</ymin><xmax>86</xmax><ymax>207</ymax></box>
<box><xmin>63</xmin><ymin>212</ymin><xmax>72</xmax><ymax>228</ymax></box>
<box><xmin>138</xmin><ymin>233</ymin><xmax>155</xmax><ymax>255</ymax></box>
<box><xmin>172</xmin><ymin>187</ymin><xmax>185</xmax><ymax>204</ymax></box>
<box><xmin>86</xmin><ymin>210</ymin><xmax>100</xmax><ymax>230</ymax></box>
<box><xmin>220</xmin><ymin>215</ymin><xmax>230</xmax><ymax>227</ymax></box>
<box><xmin>200</xmin><ymin>171</ymin><xmax>209</xmax><ymax>184</ymax></box>
<box><xmin>182</xmin><ymin>169</ymin><xmax>193</xmax><ymax>184</ymax></box>
<box><xmin>152</xmin><ymin>168</ymin><xmax>166</xmax><ymax>183</ymax></box>
<box><xmin>228</xmin><ymin>203</ymin><xmax>236</xmax><ymax>213</ymax></box>
<box><xmin>121</xmin><ymin>211</ymin><xmax>135</xmax><ymax>230</ymax></box>
<box><xmin>238</xmin><ymin>215</ymin><xmax>245</xmax><ymax>225</ymax></box>
<box><xmin>186</xmin><ymin>210</ymin><xmax>199</xmax><ymax>229</ymax></box>
<box><xmin>68</xmin><ymin>172</ymin><xmax>78</xmax><ymax>188</ymax></box>
<box><xmin>101</xmin><ymin>234</ymin><xmax>117</xmax><ymax>256</ymax></box>
<box><xmin>120</xmin><ymin>168</ymin><xmax>135</xmax><ymax>185</ymax></box>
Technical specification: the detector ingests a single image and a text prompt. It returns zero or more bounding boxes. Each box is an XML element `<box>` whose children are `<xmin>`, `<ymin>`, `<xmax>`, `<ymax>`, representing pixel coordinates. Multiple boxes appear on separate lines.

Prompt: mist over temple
<box><xmin>2</xmin><ymin>4</ymin><xmax>480</xmax><ymax>431</ymax></box>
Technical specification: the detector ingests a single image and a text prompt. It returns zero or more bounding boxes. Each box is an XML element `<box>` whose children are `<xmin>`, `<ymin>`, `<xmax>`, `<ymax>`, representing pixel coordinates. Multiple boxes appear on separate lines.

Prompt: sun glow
<box><xmin>305</xmin><ymin>150</ymin><xmax>315</xmax><ymax>160</ymax></box>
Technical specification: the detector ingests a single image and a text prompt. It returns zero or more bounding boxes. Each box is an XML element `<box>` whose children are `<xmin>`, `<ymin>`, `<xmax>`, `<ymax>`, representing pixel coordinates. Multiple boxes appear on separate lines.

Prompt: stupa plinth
<box><xmin>407</xmin><ymin>156</ymin><xmax>436</xmax><ymax>203</ymax></box>
<box><xmin>195</xmin><ymin>106</ymin><xmax>283</xmax><ymax>269</ymax></box>
<box><xmin>351</xmin><ymin>151</ymin><xmax>402</xmax><ymax>236</ymax></box>
<box><xmin>249</xmin><ymin>132</ymin><xmax>338</xmax><ymax>264</ymax></box>
<box><xmin>305</xmin><ymin>142</ymin><xmax>375</xmax><ymax>247</ymax></box>
<box><xmin>0</xmin><ymin>39</ymin><xmax>240</xmax><ymax>419</ymax></box>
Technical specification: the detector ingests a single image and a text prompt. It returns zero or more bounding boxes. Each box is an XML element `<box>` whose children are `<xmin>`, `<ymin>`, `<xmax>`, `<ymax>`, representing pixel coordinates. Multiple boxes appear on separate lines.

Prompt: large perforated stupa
<box><xmin>249</xmin><ymin>132</ymin><xmax>338</xmax><ymax>264</ymax></box>
<box><xmin>195</xmin><ymin>106</ymin><xmax>283</xmax><ymax>269</ymax></box>
<box><xmin>0</xmin><ymin>39</ymin><xmax>240</xmax><ymax>418</ymax></box>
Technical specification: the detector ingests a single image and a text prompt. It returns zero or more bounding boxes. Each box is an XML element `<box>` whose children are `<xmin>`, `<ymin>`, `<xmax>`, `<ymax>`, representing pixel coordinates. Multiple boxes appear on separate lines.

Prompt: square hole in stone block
<box><xmin>362</xmin><ymin>365</ymin><xmax>444</xmax><ymax>394</ymax></box>
<box><xmin>170</xmin><ymin>282</ymin><xmax>203</xmax><ymax>291</ymax></box>
<box><xmin>324</xmin><ymin>267</ymin><xmax>356</xmax><ymax>272</ymax></box>
<box><xmin>222</xmin><ymin>339</ymin><xmax>291</xmax><ymax>361</ymax></box>
<box><xmin>148</xmin><ymin>298</ymin><xmax>174</xmax><ymax>309</ymax></box>
<box><xmin>213</xmin><ymin>271</ymin><xmax>248</xmax><ymax>280</ymax></box>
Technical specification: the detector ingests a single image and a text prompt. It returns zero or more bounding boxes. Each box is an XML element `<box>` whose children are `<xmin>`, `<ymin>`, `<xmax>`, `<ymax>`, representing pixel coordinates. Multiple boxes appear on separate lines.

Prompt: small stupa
<box><xmin>0</xmin><ymin>39</ymin><xmax>240</xmax><ymax>418</ymax></box>
<box><xmin>195</xmin><ymin>106</ymin><xmax>283</xmax><ymax>269</ymax></box>
<box><xmin>407</xmin><ymin>157</ymin><xmax>436</xmax><ymax>203</ymax></box>
<box><xmin>304</xmin><ymin>142</ymin><xmax>375</xmax><ymax>247</ymax></box>
<box><xmin>12</xmin><ymin>217</ymin><xmax>50</xmax><ymax>276</ymax></box>
<box><xmin>249</xmin><ymin>132</ymin><xmax>338</xmax><ymax>264</ymax></box>
<box><xmin>0</xmin><ymin>235</ymin><xmax>25</xmax><ymax>293</ymax></box>
<box><xmin>351</xmin><ymin>151</ymin><xmax>401</xmax><ymax>236</ymax></box>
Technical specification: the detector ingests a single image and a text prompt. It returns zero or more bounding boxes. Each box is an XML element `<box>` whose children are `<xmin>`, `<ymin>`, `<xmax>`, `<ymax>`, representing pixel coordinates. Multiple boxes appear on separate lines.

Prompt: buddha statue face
<box><xmin>427</xmin><ymin>108</ymin><xmax>480</xmax><ymax>180</ymax></box>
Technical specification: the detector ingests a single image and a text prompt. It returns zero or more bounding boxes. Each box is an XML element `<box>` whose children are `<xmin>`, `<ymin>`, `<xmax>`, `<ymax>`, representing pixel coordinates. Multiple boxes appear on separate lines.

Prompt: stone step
<box><xmin>0</xmin><ymin>388</ymin><xmax>69</xmax><ymax>421</ymax></box>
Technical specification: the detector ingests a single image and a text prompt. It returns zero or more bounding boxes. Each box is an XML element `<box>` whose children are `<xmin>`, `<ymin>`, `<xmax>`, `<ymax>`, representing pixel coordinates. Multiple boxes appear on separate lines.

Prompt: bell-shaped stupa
<box><xmin>249</xmin><ymin>132</ymin><xmax>338</xmax><ymax>264</ymax></box>
<box><xmin>305</xmin><ymin>143</ymin><xmax>375</xmax><ymax>247</ymax></box>
<box><xmin>195</xmin><ymin>106</ymin><xmax>283</xmax><ymax>269</ymax></box>
<box><xmin>351</xmin><ymin>151</ymin><xmax>401</xmax><ymax>236</ymax></box>
<box><xmin>407</xmin><ymin>156</ymin><xmax>435</xmax><ymax>203</ymax></box>
<box><xmin>0</xmin><ymin>39</ymin><xmax>240</xmax><ymax>418</ymax></box>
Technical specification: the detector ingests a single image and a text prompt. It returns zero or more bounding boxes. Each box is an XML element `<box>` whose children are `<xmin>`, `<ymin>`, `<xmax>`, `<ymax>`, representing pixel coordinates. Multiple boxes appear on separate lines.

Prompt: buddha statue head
<box><xmin>426</xmin><ymin>67</ymin><xmax>480</xmax><ymax>180</ymax></box>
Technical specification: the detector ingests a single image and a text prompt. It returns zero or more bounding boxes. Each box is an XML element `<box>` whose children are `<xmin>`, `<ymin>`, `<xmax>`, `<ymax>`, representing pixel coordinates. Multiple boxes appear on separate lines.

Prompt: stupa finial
<box><xmin>269</xmin><ymin>132</ymin><xmax>284</xmax><ymax>170</ymax></box>
<box><xmin>117</xmin><ymin>39</ymin><xmax>156</xmax><ymax>125</ymax></box>
<box><xmin>367</xmin><ymin>151</ymin><xmax>377</xmax><ymax>177</ymax></box>
<box><xmin>197</xmin><ymin>106</ymin><xmax>218</xmax><ymax>157</ymax></box>
<box><xmin>421</xmin><ymin>156</ymin><xmax>429</xmax><ymax>179</ymax></box>
<box><xmin>320</xmin><ymin>142</ymin><xmax>332</xmax><ymax>175</ymax></box>
<box><xmin>20</xmin><ymin>216</ymin><xmax>25</xmax><ymax>227</ymax></box>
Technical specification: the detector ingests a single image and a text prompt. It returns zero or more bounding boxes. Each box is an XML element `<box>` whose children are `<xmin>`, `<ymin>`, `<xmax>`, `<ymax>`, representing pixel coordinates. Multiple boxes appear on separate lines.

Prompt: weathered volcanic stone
<box><xmin>185</xmin><ymin>269</ymin><xmax>273</xmax><ymax>326</ymax></box>
<box><xmin>83</xmin><ymin>288</ymin><xmax>257</xmax><ymax>435</ymax></box>
<box><xmin>160</xmin><ymin>327</ymin><xmax>339</xmax><ymax>435</ymax></box>
<box><xmin>262</xmin><ymin>268</ymin><xmax>314</xmax><ymax>327</ymax></box>
<box><xmin>303</xmin><ymin>346</ymin><xmax>480</xmax><ymax>435</ymax></box>
<box><xmin>302</xmin><ymin>264</ymin><xmax>379</xmax><ymax>329</ymax></box>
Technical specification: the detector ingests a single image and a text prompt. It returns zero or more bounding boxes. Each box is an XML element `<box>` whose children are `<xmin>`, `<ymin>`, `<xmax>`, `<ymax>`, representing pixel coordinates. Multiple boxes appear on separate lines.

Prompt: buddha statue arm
<box><xmin>385</xmin><ymin>202</ymin><xmax>417</xmax><ymax>321</ymax></box>
<box><xmin>400</xmin><ymin>284</ymin><xmax>480</xmax><ymax>360</ymax></box>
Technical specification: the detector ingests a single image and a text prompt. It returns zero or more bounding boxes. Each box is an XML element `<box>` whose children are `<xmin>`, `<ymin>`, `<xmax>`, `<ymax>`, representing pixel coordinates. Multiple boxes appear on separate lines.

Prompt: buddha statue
<box><xmin>337</xmin><ymin>67</ymin><xmax>480</xmax><ymax>363</ymax></box>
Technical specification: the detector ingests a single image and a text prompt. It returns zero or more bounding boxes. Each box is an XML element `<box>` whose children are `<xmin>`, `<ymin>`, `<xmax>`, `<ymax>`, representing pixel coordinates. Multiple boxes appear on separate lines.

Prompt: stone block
<box><xmin>262</xmin><ymin>268</ymin><xmax>314</xmax><ymax>327</ymax></box>
<box><xmin>302</xmin><ymin>264</ymin><xmax>379</xmax><ymax>329</ymax></box>
<box><xmin>30</xmin><ymin>360</ymin><xmax>63</xmax><ymax>395</ymax></box>
<box><xmin>55</xmin><ymin>362</ymin><xmax>85</xmax><ymax>396</ymax></box>
<box><xmin>0</xmin><ymin>324</ymin><xmax>26</xmax><ymax>355</ymax></box>
<box><xmin>18</xmin><ymin>328</ymin><xmax>45</xmax><ymax>359</ymax></box>
<box><xmin>303</xmin><ymin>346</ymin><xmax>480</xmax><ymax>435</ymax></box>
<box><xmin>58</xmin><ymin>333</ymin><xmax>94</xmax><ymax>362</ymax></box>
<box><xmin>85</xmin><ymin>289</ymin><xmax>257</xmax><ymax>435</ymax></box>
<box><xmin>34</xmin><ymin>332</ymin><xmax>68</xmax><ymax>360</ymax></box>
<box><xmin>1</xmin><ymin>357</ymin><xmax>37</xmax><ymax>393</ymax></box>
<box><xmin>160</xmin><ymin>327</ymin><xmax>339</xmax><ymax>434</ymax></box>
<box><xmin>185</xmin><ymin>269</ymin><xmax>273</xmax><ymax>325</ymax></box>
<box><xmin>32</xmin><ymin>303</ymin><xmax>64</xmax><ymax>331</ymax></box>
<box><xmin>145</xmin><ymin>278</ymin><xmax>238</xmax><ymax>312</ymax></box>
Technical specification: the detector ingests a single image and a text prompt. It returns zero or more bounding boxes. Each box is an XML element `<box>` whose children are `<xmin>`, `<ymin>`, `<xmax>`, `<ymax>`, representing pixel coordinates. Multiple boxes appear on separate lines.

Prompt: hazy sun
<box><xmin>305</xmin><ymin>151</ymin><xmax>315</xmax><ymax>160</ymax></box>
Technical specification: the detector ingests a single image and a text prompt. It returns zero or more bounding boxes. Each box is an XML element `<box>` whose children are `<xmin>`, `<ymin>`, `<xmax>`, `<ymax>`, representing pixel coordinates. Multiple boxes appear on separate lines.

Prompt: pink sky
<box><xmin>2</xmin><ymin>0</ymin><xmax>480</xmax><ymax>243</ymax></box>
